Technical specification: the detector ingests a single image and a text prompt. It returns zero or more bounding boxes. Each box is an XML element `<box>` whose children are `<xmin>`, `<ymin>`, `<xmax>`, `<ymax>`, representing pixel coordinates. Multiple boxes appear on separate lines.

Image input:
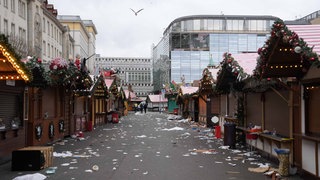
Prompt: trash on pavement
<box><xmin>161</xmin><ymin>127</ymin><xmax>184</xmax><ymax>131</ymax></box>
<box><xmin>45</xmin><ymin>167</ymin><xmax>57</xmax><ymax>174</ymax></box>
<box><xmin>13</xmin><ymin>173</ymin><xmax>47</xmax><ymax>180</ymax></box>
<box><xmin>92</xmin><ymin>165</ymin><xmax>99</xmax><ymax>171</ymax></box>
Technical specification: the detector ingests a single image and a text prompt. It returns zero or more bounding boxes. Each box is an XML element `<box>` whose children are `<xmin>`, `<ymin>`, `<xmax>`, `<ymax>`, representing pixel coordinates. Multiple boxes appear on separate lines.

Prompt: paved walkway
<box><xmin>0</xmin><ymin>112</ymin><xmax>304</xmax><ymax>180</ymax></box>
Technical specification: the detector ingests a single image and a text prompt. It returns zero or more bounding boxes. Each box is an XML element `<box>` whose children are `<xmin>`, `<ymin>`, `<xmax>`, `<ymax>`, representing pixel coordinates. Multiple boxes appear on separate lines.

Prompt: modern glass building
<box><xmin>152</xmin><ymin>15</ymin><xmax>279</xmax><ymax>91</ymax></box>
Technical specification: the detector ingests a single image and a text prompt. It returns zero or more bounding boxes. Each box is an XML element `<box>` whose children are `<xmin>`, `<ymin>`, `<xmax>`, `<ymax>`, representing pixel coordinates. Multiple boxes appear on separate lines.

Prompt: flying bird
<box><xmin>130</xmin><ymin>8</ymin><xmax>144</xmax><ymax>16</ymax></box>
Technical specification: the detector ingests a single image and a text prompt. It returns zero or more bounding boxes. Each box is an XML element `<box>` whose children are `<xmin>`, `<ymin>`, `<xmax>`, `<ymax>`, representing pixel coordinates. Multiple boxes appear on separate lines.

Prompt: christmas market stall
<box><xmin>214</xmin><ymin>52</ymin><xmax>256</xmax><ymax>147</ymax></box>
<box><xmin>87</xmin><ymin>74</ymin><xmax>108</xmax><ymax>130</ymax></box>
<box><xmin>0</xmin><ymin>35</ymin><xmax>31</xmax><ymax>163</ymax></box>
<box><xmin>176</xmin><ymin>86</ymin><xmax>198</xmax><ymax>120</ymax></box>
<box><xmin>146</xmin><ymin>94</ymin><xmax>168</xmax><ymax>112</ymax></box>
<box><xmin>288</xmin><ymin>24</ymin><xmax>320</xmax><ymax>178</ymax></box>
<box><xmin>26</xmin><ymin>57</ymin><xmax>93</xmax><ymax>146</ymax></box>
<box><xmin>117</xmin><ymin>86</ymin><xmax>126</xmax><ymax>116</ymax></box>
<box><xmin>164</xmin><ymin>81</ymin><xmax>179</xmax><ymax>114</ymax></box>
<box><xmin>123</xmin><ymin>86</ymin><xmax>142</xmax><ymax>112</ymax></box>
<box><xmin>198</xmin><ymin>67</ymin><xmax>219</xmax><ymax>127</ymax></box>
<box><xmin>253</xmin><ymin>19</ymin><xmax>320</xmax><ymax>176</ymax></box>
<box><xmin>71</xmin><ymin>67</ymin><xmax>93</xmax><ymax>133</ymax></box>
<box><xmin>102</xmin><ymin>69</ymin><xmax>121</xmax><ymax>123</ymax></box>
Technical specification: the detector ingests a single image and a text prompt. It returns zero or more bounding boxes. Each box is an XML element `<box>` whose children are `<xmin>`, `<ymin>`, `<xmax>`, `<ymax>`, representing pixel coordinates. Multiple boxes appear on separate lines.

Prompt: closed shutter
<box><xmin>0</xmin><ymin>93</ymin><xmax>18</xmax><ymax>127</ymax></box>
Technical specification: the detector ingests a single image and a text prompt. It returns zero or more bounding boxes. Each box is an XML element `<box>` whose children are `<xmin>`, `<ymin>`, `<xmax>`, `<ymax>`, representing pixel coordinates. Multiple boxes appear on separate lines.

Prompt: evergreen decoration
<box><xmin>48</xmin><ymin>57</ymin><xmax>93</xmax><ymax>90</ymax></box>
<box><xmin>199</xmin><ymin>68</ymin><xmax>215</xmax><ymax>95</ymax></box>
<box><xmin>0</xmin><ymin>34</ymin><xmax>32</xmax><ymax>81</ymax></box>
<box><xmin>215</xmin><ymin>53</ymin><xmax>248</xmax><ymax>93</ymax></box>
<box><xmin>23</xmin><ymin>56</ymin><xmax>50</xmax><ymax>87</ymax></box>
<box><xmin>254</xmin><ymin>18</ymin><xmax>320</xmax><ymax>79</ymax></box>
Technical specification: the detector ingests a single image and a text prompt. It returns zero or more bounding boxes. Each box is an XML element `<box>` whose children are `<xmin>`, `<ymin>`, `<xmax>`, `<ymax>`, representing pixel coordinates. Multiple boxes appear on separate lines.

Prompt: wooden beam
<box><xmin>270</xmin><ymin>87</ymin><xmax>289</xmax><ymax>104</ymax></box>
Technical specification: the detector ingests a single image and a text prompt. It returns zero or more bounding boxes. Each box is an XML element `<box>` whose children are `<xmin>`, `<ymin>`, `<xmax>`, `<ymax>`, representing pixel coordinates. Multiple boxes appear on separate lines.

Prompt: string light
<box><xmin>0</xmin><ymin>44</ymin><xmax>29</xmax><ymax>81</ymax></box>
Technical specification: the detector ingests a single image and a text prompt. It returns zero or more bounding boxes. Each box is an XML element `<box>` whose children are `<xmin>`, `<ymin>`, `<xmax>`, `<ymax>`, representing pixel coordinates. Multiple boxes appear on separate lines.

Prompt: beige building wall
<box><xmin>57</xmin><ymin>15</ymin><xmax>97</xmax><ymax>73</ymax></box>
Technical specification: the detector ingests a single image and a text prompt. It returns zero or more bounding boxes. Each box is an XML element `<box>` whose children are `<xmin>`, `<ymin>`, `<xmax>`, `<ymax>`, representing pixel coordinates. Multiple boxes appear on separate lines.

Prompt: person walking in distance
<box><xmin>143</xmin><ymin>102</ymin><xmax>148</xmax><ymax>113</ymax></box>
<box><xmin>140</xmin><ymin>103</ymin><xmax>143</xmax><ymax>113</ymax></box>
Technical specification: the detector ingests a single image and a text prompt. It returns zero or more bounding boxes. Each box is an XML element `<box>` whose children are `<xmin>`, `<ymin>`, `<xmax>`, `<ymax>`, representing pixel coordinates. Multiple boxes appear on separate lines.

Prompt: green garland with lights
<box><xmin>215</xmin><ymin>53</ymin><xmax>248</xmax><ymax>93</ymax></box>
<box><xmin>0</xmin><ymin>34</ymin><xmax>32</xmax><ymax>81</ymax></box>
<box><xmin>254</xmin><ymin>18</ymin><xmax>320</xmax><ymax>79</ymax></box>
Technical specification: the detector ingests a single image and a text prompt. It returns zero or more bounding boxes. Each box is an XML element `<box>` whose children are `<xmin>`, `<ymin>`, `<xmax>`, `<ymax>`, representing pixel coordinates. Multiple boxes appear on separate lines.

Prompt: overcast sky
<box><xmin>49</xmin><ymin>0</ymin><xmax>319</xmax><ymax>58</ymax></box>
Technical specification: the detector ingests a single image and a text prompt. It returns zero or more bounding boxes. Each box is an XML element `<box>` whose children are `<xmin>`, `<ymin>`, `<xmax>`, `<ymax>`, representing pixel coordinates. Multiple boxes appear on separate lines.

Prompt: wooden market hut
<box><xmin>117</xmin><ymin>87</ymin><xmax>126</xmax><ymax>116</ymax></box>
<box><xmin>176</xmin><ymin>86</ymin><xmax>199</xmax><ymax>120</ymax></box>
<box><xmin>87</xmin><ymin>75</ymin><xmax>108</xmax><ymax>129</ymax></box>
<box><xmin>26</xmin><ymin>57</ymin><xmax>93</xmax><ymax>146</ymax></box>
<box><xmin>253</xmin><ymin>19</ymin><xmax>320</xmax><ymax>178</ymax></box>
<box><xmin>123</xmin><ymin>88</ymin><xmax>142</xmax><ymax>111</ymax></box>
<box><xmin>198</xmin><ymin>67</ymin><xmax>219</xmax><ymax>127</ymax></box>
<box><xmin>146</xmin><ymin>94</ymin><xmax>168</xmax><ymax>112</ymax></box>
<box><xmin>0</xmin><ymin>36</ymin><xmax>31</xmax><ymax>163</ymax></box>
<box><xmin>165</xmin><ymin>81</ymin><xmax>179</xmax><ymax>114</ymax></box>
<box><xmin>71</xmin><ymin>68</ymin><xmax>93</xmax><ymax>133</ymax></box>
<box><xmin>287</xmin><ymin>24</ymin><xmax>320</xmax><ymax>178</ymax></box>
<box><xmin>215</xmin><ymin>53</ymin><xmax>258</xmax><ymax>128</ymax></box>
<box><xmin>103</xmin><ymin>69</ymin><xmax>121</xmax><ymax>121</ymax></box>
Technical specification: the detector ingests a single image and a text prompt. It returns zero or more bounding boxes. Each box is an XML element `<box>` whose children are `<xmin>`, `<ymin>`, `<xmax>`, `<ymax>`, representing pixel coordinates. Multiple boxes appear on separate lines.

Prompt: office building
<box><xmin>152</xmin><ymin>15</ymin><xmax>279</xmax><ymax>91</ymax></box>
<box><xmin>95</xmin><ymin>56</ymin><xmax>153</xmax><ymax>97</ymax></box>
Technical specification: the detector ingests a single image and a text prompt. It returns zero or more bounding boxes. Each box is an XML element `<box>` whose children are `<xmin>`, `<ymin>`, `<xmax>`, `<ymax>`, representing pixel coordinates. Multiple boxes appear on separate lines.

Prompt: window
<box><xmin>18</xmin><ymin>0</ymin><xmax>26</xmax><ymax>19</ymax></box>
<box><xmin>4</xmin><ymin>19</ymin><xmax>8</xmax><ymax>35</ymax></box>
<box><xmin>185</xmin><ymin>20</ymin><xmax>193</xmax><ymax>31</ymax></box>
<box><xmin>43</xmin><ymin>40</ymin><xmax>46</xmax><ymax>56</ymax></box>
<box><xmin>11</xmin><ymin>0</ymin><xmax>15</xmax><ymax>13</ymax></box>
<box><xmin>4</xmin><ymin>0</ymin><xmax>8</xmax><ymax>8</ymax></box>
<box><xmin>249</xmin><ymin>20</ymin><xmax>257</xmax><ymax>31</ymax></box>
<box><xmin>51</xmin><ymin>45</ymin><xmax>53</xmax><ymax>57</ymax></box>
<box><xmin>213</xmin><ymin>20</ymin><xmax>223</xmax><ymax>30</ymax></box>
<box><xmin>51</xmin><ymin>24</ymin><xmax>53</xmax><ymax>37</ymax></box>
<box><xmin>18</xmin><ymin>27</ymin><xmax>22</xmax><ymax>38</ymax></box>
<box><xmin>10</xmin><ymin>23</ymin><xmax>15</xmax><ymax>36</ymax></box>
<box><xmin>47</xmin><ymin>21</ymin><xmax>50</xmax><ymax>36</ymax></box>
<box><xmin>47</xmin><ymin>43</ymin><xmax>50</xmax><ymax>58</ymax></box>
<box><xmin>193</xmin><ymin>19</ymin><xmax>200</xmax><ymax>31</ymax></box>
<box><xmin>42</xmin><ymin>18</ymin><xmax>45</xmax><ymax>32</ymax></box>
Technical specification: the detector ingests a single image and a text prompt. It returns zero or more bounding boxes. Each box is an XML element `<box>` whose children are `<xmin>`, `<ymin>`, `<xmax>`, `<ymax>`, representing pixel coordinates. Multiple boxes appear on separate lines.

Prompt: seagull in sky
<box><xmin>130</xmin><ymin>8</ymin><xmax>144</xmax><ymax>16</ymax></box>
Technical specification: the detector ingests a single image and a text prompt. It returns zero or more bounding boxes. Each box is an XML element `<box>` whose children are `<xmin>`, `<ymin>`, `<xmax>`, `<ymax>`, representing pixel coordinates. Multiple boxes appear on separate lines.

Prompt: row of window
<box><xmin>97</xmin><ymin>58</ymin><xmax>151</xmax><ymax>62</ymax></box>
<box><xmin>102</xmin><ymin>66</ymin><xmax>151</xmax><ymax>71</ymax></box>
<box><xmin>169</xmin><ymin>32</ymin><xmax>269</xmax><ymax>83</ymax></box>
<box><xmin>1</xmin><ymin>0</ymin><xmax>26</xmax><ymax>19</ymax></box>
<box><xmin>0</xmin><ymin>17</ymin><xmax>26</xmax><ymax>39</ymax></box>
<box><xmin>169</xmin><ymin>18</ymin><xmax>274</xmax><ymax>33</ymax></box>
<box><xmin>127</xmin><ymin>72</ymin><xmax>151</xmax><ymax>82</ymax></box>
<box><xmin>42</xmin><ymin>17</ymin><xmax>62</xmax><ymax>44</ymax></box>
<box><xmin>42</xmin><ymin>40</ymin><xmax>62</xmax><ymax>59</ymax></box>
<box><xmin>121</xmin><ymin>82</ymin><xmax>153</xmax><ymax>87</ymax></box>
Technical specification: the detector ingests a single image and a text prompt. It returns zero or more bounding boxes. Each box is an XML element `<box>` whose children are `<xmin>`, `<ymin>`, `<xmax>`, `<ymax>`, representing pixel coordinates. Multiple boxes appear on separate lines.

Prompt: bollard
<box><xmin>214</xmin><ymin>126</ymin><xmax>221</xmax><ymax>138</ymax></box>
<box><xmin>274</xmin><ymin>148</ymin><xmax>290</xmax><ymax>176</ymax></box>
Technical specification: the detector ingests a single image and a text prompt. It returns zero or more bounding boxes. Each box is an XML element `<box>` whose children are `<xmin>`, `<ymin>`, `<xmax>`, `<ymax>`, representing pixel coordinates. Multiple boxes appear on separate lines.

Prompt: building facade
<box><xmin>0</xmin><ymin>0</ymin><xmax>28</xmax><ymax>57</ymax></box>
<box><xmin>95</xmin><ymin>56</ymin><xmax>153</xmax><ymax>97</ymax></box>
<box><xmin>57</xmin><ymin>15</ymin><xmax>97</xmax><ymax>73</ymax></box>
<box><xmin>0</xmin><ymin>0</ymin><xmax>97</xmax><ymax>163</ymax></box>
<box><xmin>152</xmin><ymin>15</ymin><xmax>279</xmax><ymax>91</ymax></box>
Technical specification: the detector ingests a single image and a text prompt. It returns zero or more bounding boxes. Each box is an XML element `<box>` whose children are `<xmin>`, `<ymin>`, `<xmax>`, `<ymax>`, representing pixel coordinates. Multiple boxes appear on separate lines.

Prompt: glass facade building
<box><xmin>152</xmin><ymin>15</ymin><xmax>279</xmax><ymax>90</ymax></box>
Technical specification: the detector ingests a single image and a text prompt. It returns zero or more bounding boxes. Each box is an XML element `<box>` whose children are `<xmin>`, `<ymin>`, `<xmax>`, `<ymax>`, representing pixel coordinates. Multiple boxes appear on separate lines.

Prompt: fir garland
<box><xmin>254</xmin><ymin>18</ymin><xmax>320</xmax><ymax>79</ymax></box>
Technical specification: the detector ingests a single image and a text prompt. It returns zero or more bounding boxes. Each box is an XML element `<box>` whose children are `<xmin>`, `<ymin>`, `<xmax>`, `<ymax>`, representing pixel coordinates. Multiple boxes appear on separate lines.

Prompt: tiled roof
<box><xmin>287</xmin><ymin>25</ymin><xmax>320</xmax><ymax>55</ymax></box>
<box><xmin>124</xmin><ymin>89</ymin><xmax>137</xmax><ymax>99</ymax></box>
<box><xmin>232</xmin><ymin>53</ymin><xmax>259</xmax><ymax>75</ymax></box>
<box><xmin>180</xmin><ymin>86</ymin><xmax>198</xmax><ymax>95</ymax></box>
<box><xmin>104</xmin><ymin>78</ymin><xmax>114</xmax><ymax>88</ymax></box>
<box><xmin>208</xmin><ymin>68</ymin><xmax>219</xmax><ymax>80</ymax></box>
<box><xmin>148</xmin><ymin>94</ymin><xmax>168</xmax><ymax>103</ymax></box>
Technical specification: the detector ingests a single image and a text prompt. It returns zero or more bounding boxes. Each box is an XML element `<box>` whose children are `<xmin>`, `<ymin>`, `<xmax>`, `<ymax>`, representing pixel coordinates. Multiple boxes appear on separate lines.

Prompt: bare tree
<box><xmin>8</xmin><ymin>33</ymin><xmax>29</xmax><ymax>58</ymax></box>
